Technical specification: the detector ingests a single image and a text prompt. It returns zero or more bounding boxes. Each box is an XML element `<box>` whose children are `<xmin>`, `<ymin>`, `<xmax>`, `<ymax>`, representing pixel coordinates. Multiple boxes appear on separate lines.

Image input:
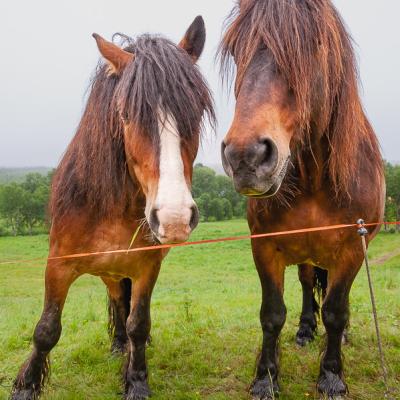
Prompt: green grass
<box><xmin>0</xmin><ymin>220</ymin><xmax>399</xmax><ymax>400</ymax></box>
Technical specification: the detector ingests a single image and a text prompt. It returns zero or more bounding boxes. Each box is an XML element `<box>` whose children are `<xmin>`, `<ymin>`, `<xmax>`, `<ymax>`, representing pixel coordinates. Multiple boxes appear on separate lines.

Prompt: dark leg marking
<box><xmin>11</xmin><ymin>265</ymin><xmax>75</xmax><ymax>400</ymax></box>
<box><xmin>124</xmin><ymin>295</ymin><xmax>152</xmax><ymax>400</ymax></box>
<box><xmin>317</xmin><ymin>284</ymin><xmax>350</xmax><ymax>398</ymax></box>
<box><xmin>251</xmin><ymin>280</ymin><xmax>286</xmax><ymax>400</ymax></box>
<box><xmin>11</xmin><ymin>304</ymin><xmax>63</xmax><ymax>400</ymax></box>
<box><xmin>123</xmin><ymin>260</ymin><xmax>162</xmax><ymax>400</ymax></box>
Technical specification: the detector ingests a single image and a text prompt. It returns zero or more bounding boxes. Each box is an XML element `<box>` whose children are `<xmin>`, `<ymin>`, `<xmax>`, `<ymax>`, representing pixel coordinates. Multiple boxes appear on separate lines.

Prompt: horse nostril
<box><xmin>189</xmin><ymin>205</ymin><xmax>199</xmax><ymax>231</ymax></box>
<box><xmin>221</xmin><ymin>141</ymin><xmax>234</xmax><ymax>177</ymax></box>
<box><xmin>257</xmin><ymin>138</ymin><xmax>279</xmax><ymax>175</ymax></box>
<box><xmin>149</xmin><ymin>208</ymin><xmax>160</xmax><ymax>233</ymax></box>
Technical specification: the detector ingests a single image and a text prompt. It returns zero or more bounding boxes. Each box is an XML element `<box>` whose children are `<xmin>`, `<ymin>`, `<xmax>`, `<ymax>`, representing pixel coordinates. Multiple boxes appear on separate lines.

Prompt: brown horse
<box><xmin>11</xmin><ymin>16</ymin><xmax>215</xmax><ymax>400</ymax></box>
<box><xmin>220</xmin><ymin>0</ymin><xmax>384</xmax><ymax>398</ymax></box>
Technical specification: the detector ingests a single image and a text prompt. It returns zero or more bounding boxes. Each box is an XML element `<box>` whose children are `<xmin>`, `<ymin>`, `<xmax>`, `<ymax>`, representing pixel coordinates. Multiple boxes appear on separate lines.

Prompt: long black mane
<box><xmin>51</xmin><ymin>34</ymin><xmax>215</xmax><ymax>222</ymax></box>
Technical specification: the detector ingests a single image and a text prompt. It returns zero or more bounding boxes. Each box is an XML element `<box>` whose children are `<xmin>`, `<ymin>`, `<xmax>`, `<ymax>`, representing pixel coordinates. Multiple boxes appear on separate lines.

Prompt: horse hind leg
<box><xmin>103</xmin><ymin>278</ymin><xmax>131</xmax><ymax>354</ymax></box>
<box><xmin>11</xmin><ymin>263</ymin><xmax>77</xmax><ymax>400</ymax></box>
<box><xmin>296</xmin><ymin>265</ymin><xmax>327</xmax><ymax>346</ymax></box>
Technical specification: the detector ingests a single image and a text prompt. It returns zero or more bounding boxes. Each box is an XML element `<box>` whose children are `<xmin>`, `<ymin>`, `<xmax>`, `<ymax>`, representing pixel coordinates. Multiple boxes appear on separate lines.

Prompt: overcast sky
<box><xmin>1</xmin><ymin>0</ymin><xmax>399</xmax><ymax>168</ymax></box>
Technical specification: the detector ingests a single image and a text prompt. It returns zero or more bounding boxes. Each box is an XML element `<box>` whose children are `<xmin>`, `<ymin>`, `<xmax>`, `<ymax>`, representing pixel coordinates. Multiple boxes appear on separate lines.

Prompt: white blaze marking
<box><xmin>154</xmin><ymin>116</ymin><xmax>194</xmax><ymax>231</ymax></box>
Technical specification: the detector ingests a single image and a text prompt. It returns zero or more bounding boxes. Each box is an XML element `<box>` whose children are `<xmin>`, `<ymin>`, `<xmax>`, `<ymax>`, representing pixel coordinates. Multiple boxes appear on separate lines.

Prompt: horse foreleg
<box><xmin>296</xmin><ymin>263</ymin><xmax>319</xmax><ymax>346</ymax></box>
<box><xmin>11</xmin><ymin>263</ymin><xmax>77</xmax><ymax>400</ymax></box>
<box><xmin>317</xmin><ymin>257</ymin><xmax>361</xmax><ymax>398</ymax></box>
<box><xmin>124</xmin><ymin>264</ymin><xmax>160</xmax><ymax>400</ymax></box>
<box><xmin>250</xmin><ymin>244</ymin><xmax>286</xmax><ymax>400</ymax></box>
<box><xmin>103</xmin><ymin>277</ymin><xmax>131</xmax><ymax>354</ymax></box>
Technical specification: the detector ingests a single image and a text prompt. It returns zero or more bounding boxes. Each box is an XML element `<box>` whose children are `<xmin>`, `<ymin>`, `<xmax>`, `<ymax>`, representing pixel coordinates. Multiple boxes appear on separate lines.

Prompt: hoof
<box><xmin>317</xmin><ymin>370</ymin><xmax>348</xmax><ymax>398</ymax></box>
<box><xmin>125</xmin><ymin>380</ymin><xmax>151</xmax><ymax>400</ymax></box>
<box><xmin>11</xmin><ymin>387</ymin><xmax>39</xmax><ymax>400</ymax></box>
<box><xmin>296</xmin><ymin>324</ymin><xmax>316</xmax><ymax>347</ymax></box>
<box><xmin>250</xmin><ymin>377</ymin><xmax>279</xmax><ymax>400</ymax></box>
<box><xmin>111</xmin><ymin>338</ymin><xmax>128</xmax><ymax>355</ymax></box>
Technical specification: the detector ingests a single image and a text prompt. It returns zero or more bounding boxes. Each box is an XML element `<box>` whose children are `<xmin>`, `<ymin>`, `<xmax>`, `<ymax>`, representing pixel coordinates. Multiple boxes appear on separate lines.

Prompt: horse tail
<box><xmin>313</xmin><ymin>267</ymin><xmax>328</xmax><ymax>315</ymax></box>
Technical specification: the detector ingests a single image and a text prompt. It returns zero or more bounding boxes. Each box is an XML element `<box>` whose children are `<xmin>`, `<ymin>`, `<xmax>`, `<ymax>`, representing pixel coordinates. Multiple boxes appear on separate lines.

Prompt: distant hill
<box><xmin>0</xmin><ymin>164</ymin><xmax>223</xmax><ymax>185</ymax></box>
<box><xmin>0</xmin><ymin>167</ymin><xmax>53</xmax><ymax>184</ymax></box>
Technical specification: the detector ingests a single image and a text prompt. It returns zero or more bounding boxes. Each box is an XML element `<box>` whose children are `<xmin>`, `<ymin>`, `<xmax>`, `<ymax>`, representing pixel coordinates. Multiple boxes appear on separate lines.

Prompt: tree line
<box><xmin>384</xmin><ymin>162</ymin><xmax>400</xmax><ymax>232</ymax></box>
<box><xmin>0</xmin><ymin>172</ymin><xmax>52</xmax><ymax>236</ymax></box>
<box><xmin>192</xmin><ymin>164</ymin><xmax>247</xmax><ymax>221</ymax></box>
<box><xmin>0</xmin><ymin>163</ymin><xmax>399</xmax><ymax>236</ymax></box>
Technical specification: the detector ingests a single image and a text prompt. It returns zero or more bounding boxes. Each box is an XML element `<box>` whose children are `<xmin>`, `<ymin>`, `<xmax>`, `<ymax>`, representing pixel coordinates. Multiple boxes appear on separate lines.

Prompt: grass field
<box><xmin>0</xmin><ymin>220</ymin><xmax>399</xmax><ymax>400</ymax></box>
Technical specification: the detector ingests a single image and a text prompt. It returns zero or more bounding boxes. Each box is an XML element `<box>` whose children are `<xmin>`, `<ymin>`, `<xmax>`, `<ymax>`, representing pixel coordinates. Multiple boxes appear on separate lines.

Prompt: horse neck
<box><xmin>295</xmin><ymin>124</ymin><xmax>329</xmax><ymax>193</ymax></box>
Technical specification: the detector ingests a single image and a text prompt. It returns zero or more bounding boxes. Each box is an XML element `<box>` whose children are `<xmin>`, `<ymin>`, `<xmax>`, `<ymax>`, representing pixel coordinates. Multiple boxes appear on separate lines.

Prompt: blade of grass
<box><xmin>126</xmin><ymin>223</ymin><xmax>144</xmax><ymax>253</ymax></box>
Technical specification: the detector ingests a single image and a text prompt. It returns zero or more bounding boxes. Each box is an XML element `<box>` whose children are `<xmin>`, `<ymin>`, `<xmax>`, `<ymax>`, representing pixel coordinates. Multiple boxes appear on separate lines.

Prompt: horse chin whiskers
<box><xmin>150</xmin><ymin>234</ymin><xmax>162</xmax><ymax>245</ymax></box>
<box><xmin>134</xmin><ymin>217</ymin><xmax>158</xmax><ymax>245</ymax></box>
<box><xmin>143</xmin><ymin>226</ymin><xmax>159</xmax><ymax>245</ymax></box>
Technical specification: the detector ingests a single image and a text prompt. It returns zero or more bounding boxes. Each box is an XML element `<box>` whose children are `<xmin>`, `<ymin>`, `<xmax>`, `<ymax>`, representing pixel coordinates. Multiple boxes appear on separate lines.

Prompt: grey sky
<box><xmin>0</xmin><ymin>0</ymin><xmax>399</xmax><ymax>167</ymax></box>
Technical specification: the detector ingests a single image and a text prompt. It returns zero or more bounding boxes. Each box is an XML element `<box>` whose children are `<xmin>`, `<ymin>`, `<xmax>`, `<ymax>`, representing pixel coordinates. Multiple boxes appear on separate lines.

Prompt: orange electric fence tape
<box><xmin>0</xmin><ymin>221</ymin><xmax>399</xmax><ymax>266</ymax></box>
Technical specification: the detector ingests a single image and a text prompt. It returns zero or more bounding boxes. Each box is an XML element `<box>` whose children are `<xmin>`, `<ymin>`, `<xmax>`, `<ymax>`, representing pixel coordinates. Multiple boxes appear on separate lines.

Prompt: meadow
<box><xmin>0</xmin><ymin>220</ymin><xmax>399</xmax><ymax>399</ymax></box>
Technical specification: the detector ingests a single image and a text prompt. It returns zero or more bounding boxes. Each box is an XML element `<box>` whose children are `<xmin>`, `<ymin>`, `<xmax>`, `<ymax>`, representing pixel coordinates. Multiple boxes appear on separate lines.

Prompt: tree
<box><xmin>0</xmin><ymin>173</ymin><xmax>51</xmax><ymax>236</ymax></box>
<box><xmin>192</xmin><ymin>164</ymin><xmax>248</xmax><ymax>221</ymax></box>
<box><xmin>21</xmin><ymin>174</ymin><xmax>50</xmax><ymax>234</ymax></box>
<box><xmin>209</xmin><ymin>198</ymin><xmax>224</xmax><ymax>221</ymax></box>
<box><xmin>221</xmin><ymin>198</ymin><xmax>233</xmax><ymax>220</ymax></box>
<box><xmin>385</xmin><ymin>162</ymin><xmax>400</xmax><ymax>232</ymax></box>
<box><xmin>192</xmin><ymin>165</ymin><xmax>217</xmax><ymax>198</ymax></box>
<box><xmin>196</xmin><ymin>193</ymin><xmax>212</xmax><ymax>221</ymax></box>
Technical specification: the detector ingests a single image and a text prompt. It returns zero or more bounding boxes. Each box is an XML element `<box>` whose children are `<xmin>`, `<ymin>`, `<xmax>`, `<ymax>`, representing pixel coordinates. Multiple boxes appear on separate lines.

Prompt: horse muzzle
<box><xmin>148</xmin><ymin>205</ymin><xmax>199</xmax><ymax>244</ymax></box>
<box><xmin>222</xmin><ymin>139</ymin><xmax>290</xmax><ymax>198</ymax></box>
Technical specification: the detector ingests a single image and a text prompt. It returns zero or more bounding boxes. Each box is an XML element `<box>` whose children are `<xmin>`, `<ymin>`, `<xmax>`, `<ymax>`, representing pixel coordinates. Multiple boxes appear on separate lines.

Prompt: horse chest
<box><xmin>250</xmin><ymin>195</ymin><xmax>350</xmax><ymax>267</ymax></box>
<box><xmin>272</xmin><ymin>231</ymin><xmax>344</xmax><ymax>267</ymax></box>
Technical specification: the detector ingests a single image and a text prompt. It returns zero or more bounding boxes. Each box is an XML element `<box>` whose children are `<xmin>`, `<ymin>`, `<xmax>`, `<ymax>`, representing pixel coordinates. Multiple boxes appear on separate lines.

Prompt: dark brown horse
<box><xmin>11</xmin><ymin>16</ymin><xmax>215</xmax><ymax>400</ymax></box>
<box><xmin>220</xmin><ymin>0</ymin><xmax>384</xmax><ymax>398</ymax></box>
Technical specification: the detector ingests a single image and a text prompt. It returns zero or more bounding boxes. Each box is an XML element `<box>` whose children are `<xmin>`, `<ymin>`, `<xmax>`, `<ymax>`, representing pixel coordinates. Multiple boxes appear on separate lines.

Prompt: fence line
<box><xmin>0</xmin><ymin>221</ymin><xmax>399</xmax><ymax>266</ymax></box>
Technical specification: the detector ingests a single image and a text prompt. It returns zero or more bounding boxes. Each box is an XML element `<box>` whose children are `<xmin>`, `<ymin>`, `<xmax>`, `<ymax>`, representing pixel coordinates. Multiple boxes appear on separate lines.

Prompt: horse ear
<box><xmin>92</xmin><ymin>33</ymin><xmax>134</xmax><ymax>75</ymax></box>
<box><xmin>178</xmin><ymin>16</ymin><xmax>206</xmax><ymax>63</ymax></box>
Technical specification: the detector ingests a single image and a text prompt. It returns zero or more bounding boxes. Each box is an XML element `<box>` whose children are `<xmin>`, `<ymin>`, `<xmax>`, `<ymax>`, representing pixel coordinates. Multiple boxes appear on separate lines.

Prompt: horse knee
<box><xmin>261</xmin><ymin>306</ymin><xmax>287</xmax><ymax>335</ymax></box>
<box><xmin>321</xmin><ymin>304</ymin><xmax>348</xmax><ymax>334</ymax></box>
<box><xmin>126</xmin><ymin>313</ymin><xmax>150</xmax><ymax>344</ymax></box>
<box><xmin>33</xmin><ymin>309</ymin><xmax>62</xmax><ymax>352</ymax></box>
